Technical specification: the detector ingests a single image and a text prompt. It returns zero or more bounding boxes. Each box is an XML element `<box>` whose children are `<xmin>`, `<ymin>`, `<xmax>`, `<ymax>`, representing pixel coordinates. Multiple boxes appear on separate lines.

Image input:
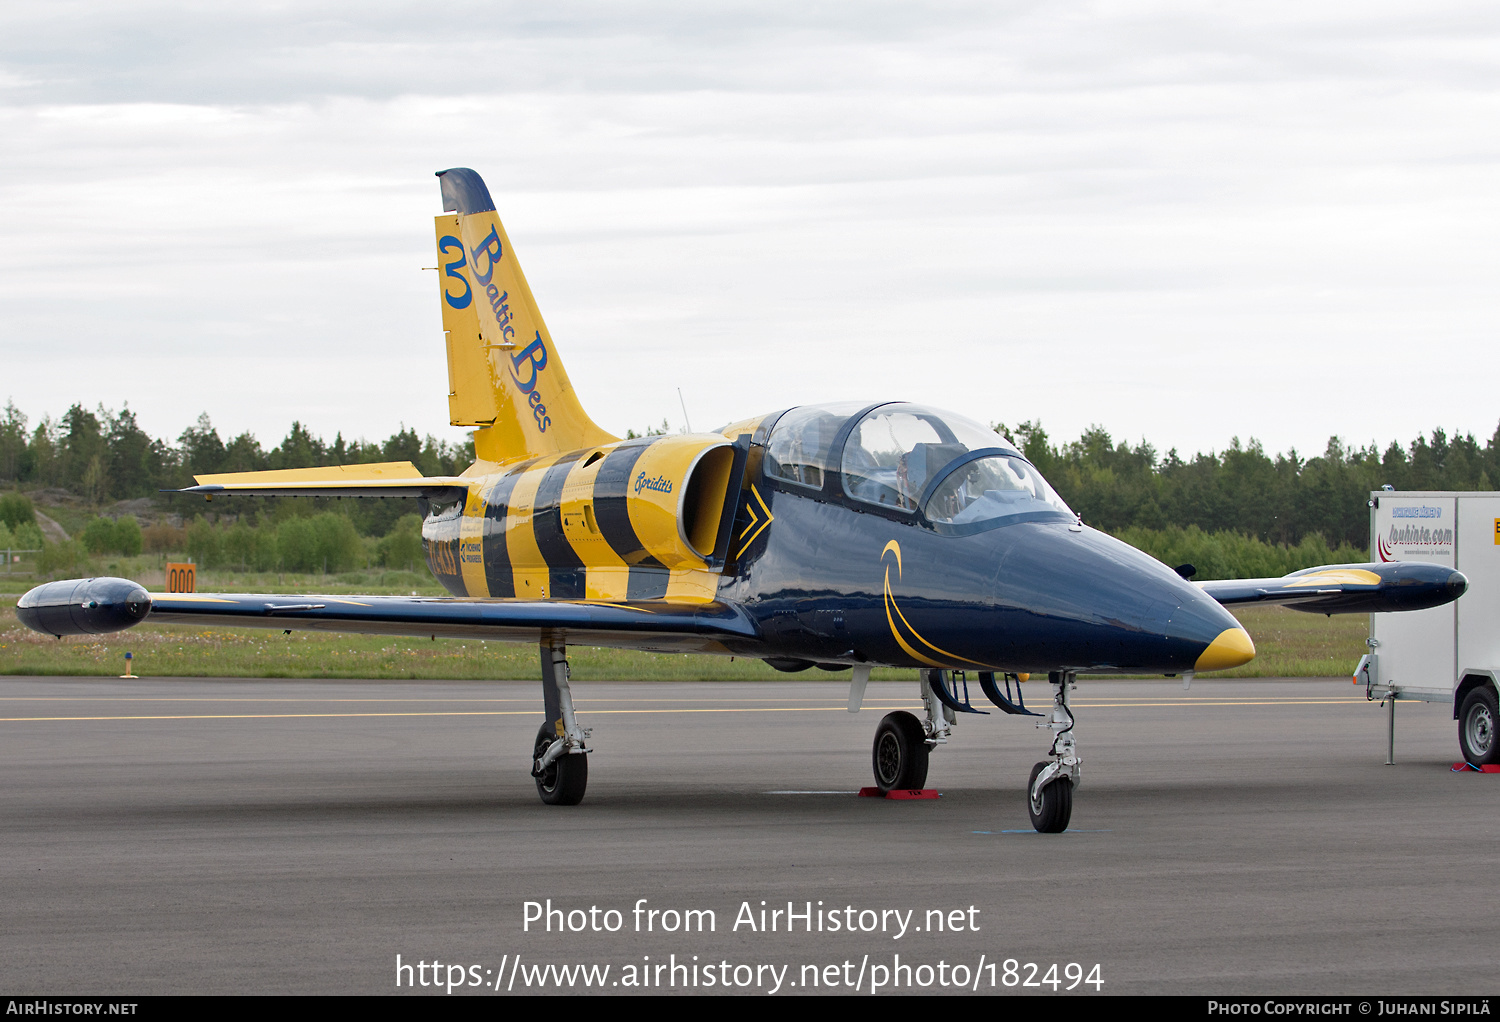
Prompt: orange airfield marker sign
<box><xmin>165</xmin><ymin>563</ymin><xmax>196</xmax><ymax>594</ymax></box>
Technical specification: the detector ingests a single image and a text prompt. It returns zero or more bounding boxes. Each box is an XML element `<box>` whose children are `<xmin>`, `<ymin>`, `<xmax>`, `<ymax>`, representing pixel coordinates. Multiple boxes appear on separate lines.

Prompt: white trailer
<box><xmin>1355</xmin><ymin>490</ymin><xmax>1500</xmax><ymax>766</ymax></box>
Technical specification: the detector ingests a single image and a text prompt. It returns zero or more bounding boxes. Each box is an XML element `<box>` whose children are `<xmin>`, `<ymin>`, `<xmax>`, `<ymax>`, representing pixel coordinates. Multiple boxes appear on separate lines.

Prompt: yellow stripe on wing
<box><xmin>148</xmin><ymin>594</ymin><xmax>240</xmax><ymax>603</ymax></box>
<box><xmin>1283</xmin><ymin>569</ymin><xmax>1381</xmax><ymax>587</ymax></box>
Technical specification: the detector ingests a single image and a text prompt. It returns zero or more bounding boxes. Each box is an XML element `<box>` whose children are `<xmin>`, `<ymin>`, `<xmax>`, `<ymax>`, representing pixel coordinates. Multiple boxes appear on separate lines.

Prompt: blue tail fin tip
<box><xmin>436</xmin><ymin>168</ymin><xmax>496</xmax><ymax>216</ymax></box>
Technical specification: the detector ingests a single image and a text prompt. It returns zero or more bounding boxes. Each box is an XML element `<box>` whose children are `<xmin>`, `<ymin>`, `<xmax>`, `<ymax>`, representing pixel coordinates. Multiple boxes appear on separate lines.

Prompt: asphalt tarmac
<box><xmin>0</xmin><ymin>675</ymin><xmax>1492</xmax><ymax>996</ymax></box>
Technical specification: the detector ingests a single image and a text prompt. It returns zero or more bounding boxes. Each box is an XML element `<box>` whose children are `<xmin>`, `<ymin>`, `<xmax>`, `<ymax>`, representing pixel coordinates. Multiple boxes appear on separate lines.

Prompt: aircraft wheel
<box><xmin>533</xmin><ymin>724</ymin><xmax>588</xmax><ymax>805</ymax></box>
<box><xmin>872</xmin><ymin>711</ymin><xmax>929</xmax><ymax>792</ymax></box>
<box><xmin>1027</xmin><ymin>761</ymin><xmax>1072</xmax><ymax>833</ymax></box>
<box><xmin>1459</xmin><ymin>687</ymin><xmax>1499</xmax><ymax>765</ymax></box>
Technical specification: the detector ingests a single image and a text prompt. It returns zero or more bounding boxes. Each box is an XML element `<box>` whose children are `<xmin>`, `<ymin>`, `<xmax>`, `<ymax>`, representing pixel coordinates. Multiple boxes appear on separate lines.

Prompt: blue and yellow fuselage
<box><xmin>420</xmin><ymin>413</ymin><xmax>1250</xmax><ymax>675</ymax></box>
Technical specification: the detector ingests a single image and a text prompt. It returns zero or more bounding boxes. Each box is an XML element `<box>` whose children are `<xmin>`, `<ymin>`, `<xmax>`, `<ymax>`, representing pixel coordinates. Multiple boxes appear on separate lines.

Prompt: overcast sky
<box><xmin>1</xmin><ymin>1</ymin><xmax>1496</xmax><ymax>462</ymax></box>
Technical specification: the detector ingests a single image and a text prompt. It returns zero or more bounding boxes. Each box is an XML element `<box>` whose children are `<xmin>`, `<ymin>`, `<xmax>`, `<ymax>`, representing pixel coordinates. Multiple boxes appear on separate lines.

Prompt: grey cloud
<box><xmin>0</xmin><ymin>1</ymin><xmax>1021</xmax><ymax>104</ymax></box>
<box><xmin>1</xmin><ymin>3</ymin><xmax>1498</xmax><ymax>452</ymax></box>
<box><xmin>4</xmin><ymin>2</ymin><xmax>1499</xmax><ymax>107</ymax></box>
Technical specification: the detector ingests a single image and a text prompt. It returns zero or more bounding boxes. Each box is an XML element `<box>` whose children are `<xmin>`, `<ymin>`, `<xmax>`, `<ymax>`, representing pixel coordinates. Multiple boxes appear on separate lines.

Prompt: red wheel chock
<box><xmin>858</xmin><ymin>787</ymin><xmax>940</xmax><ymax>799</ymax></box>
<box><xmin>1452</xmin><ymin>763</ymin><xmax>1500</xmax><ymax>772</ymax></box>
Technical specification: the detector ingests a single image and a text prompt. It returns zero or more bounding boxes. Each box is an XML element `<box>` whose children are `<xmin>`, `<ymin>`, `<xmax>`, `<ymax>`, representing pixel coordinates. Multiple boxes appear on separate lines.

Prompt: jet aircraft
<box><xmin>17</xmin><ymin>168</ymin><xmax>1467</xmax><ymax>831</ymax></box>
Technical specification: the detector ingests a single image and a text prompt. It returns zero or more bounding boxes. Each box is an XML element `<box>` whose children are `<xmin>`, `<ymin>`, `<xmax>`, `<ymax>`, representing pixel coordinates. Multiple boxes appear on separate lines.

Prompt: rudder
<box><xmin>434</xmin><ymin>168</ymin><xmax>615</xmax><ymax>465</ymax></box>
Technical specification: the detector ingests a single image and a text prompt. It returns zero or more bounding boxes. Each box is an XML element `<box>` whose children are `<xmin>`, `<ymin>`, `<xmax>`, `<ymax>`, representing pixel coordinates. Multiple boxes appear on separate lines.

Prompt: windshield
<box><xmin>841</xmin><ymin>403</ymin><xmax>1018</xmax><ymax>510</ymax></box>
<box><xmin>923</xmin><ymin>454</ymin><xmax>1074</xmax><ymax>526</ymax></box>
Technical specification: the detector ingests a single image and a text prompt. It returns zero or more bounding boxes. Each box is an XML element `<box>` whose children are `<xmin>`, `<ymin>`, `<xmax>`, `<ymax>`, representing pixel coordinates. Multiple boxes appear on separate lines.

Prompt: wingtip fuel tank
<box><xmin>15</xmin><ymin>577</ymin><xmax>152</xmax><ymax>638</ymax></box>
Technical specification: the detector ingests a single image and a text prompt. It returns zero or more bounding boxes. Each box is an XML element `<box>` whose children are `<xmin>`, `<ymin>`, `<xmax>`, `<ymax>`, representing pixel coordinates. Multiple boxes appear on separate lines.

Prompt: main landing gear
<box><xmin>531</xmin><ymin>640</ymin><xmax>591</xmax><ymax>805</ymax></box>
<box><xmin>870</xmin><ymin>670</ymin><xmax>954</xmax><ymax>793</ymax></box>
<box><xmin>863</xmin><ymin>668</ymin><xmax>1082</xmax><ymax>833</ymax></box>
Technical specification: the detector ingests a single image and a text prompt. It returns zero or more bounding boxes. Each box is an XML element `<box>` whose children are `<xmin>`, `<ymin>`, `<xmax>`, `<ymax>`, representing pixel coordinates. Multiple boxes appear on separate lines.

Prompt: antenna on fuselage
<box><xmin>678</xmin><ymin>388</ymin><xmax>693</xmax><ymax>433</ymax></box>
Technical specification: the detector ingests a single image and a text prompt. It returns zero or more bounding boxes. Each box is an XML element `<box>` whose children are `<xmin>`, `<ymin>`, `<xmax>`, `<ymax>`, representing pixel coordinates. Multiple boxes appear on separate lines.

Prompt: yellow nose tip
<box><xmin>1194</xmin><ymin>626</ymin><xmax>1256</xmax><ymax>671</ymax></box>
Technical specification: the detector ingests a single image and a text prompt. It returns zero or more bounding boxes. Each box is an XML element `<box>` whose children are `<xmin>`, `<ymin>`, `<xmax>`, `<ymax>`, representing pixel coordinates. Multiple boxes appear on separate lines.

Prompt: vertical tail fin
<box><xmin>434</xmin><ymin>168</ymin><xmax>615</xmax><ymax>465</ymax></box>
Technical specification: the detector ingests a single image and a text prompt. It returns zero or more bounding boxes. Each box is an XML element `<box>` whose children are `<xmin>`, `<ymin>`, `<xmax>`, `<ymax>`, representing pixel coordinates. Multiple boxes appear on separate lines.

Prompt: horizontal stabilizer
<box><xmin>174</xmin><ymin>462</ymin><xmax>470</xmax><ymax>503</ymax></box>
<box><xmin>1199</xmin><ymin>561</ymin><xmax>1467</xmax><ymax>615</ymax></box>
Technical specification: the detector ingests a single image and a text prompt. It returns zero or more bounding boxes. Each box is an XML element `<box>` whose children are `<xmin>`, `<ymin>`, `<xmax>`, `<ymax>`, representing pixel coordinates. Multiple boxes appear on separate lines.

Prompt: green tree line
<box><xmin>1003</xmin><ymin>421</ymin><xmax>1500</xmax><ymax>549</ymax></box>
<box><xmin>0</xmin><ymin>402</ymin><xmax>475</xmax><ymax>538</ymax></box>
<box><xmin>0</xmin><ymin>402</ymin><xmax>473</xmax><ymax>505</ymax></box>
<box><xmin>4</xmin><ymin>402</ymin><xmax>1499</xmax><ymax>582</ymax></box>
<box><xmin>5</xmin><ymin>400</ymin><xmax>1491</xmax><ymax>551</ymax></box>
<box><xmin>30</xmin><ymin>509</ymin><xmax>425</xmax><ymax>579</ymax></box>
<box><xmin>181</xmin><ymin>511</ymin><xmax>424</xmax><ymax>573</ymax></box>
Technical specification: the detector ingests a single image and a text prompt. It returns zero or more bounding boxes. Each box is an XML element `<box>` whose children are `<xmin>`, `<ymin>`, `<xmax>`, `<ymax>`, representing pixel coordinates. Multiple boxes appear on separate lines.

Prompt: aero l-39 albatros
<box><xmin>17</xmin><ymin>169</ymin><xmax>1467</xmax><ymax>831</ymax></box>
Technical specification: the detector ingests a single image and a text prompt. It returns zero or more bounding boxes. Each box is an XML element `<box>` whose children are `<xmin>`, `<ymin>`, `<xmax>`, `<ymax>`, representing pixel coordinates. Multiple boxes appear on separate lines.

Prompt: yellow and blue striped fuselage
<box><xmin>423</xmin><ymin>425</ymin><xmax>757</xmax><ymax>605</ymax></box>
<box><xmin>419</xmin><ymin>412</ymin><xmax>1260</xmax><ymax>675</ymax></box>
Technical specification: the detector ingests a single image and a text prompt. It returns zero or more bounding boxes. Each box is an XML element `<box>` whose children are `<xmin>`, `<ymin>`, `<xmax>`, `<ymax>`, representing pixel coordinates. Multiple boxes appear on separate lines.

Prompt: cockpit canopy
<box><xmin>763</xmin><ymin>402</ymin><xmax>1074</xmax><ymax>531</ymax></box>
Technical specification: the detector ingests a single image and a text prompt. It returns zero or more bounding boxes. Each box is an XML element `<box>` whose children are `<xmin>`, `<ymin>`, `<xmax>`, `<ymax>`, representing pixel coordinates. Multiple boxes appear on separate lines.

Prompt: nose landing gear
<box><xmin>1028</xmin><ymin>671</ymin><xmax>1080</xmax><ymax>832</ymax></box>
<box><xmin>861</xmin><ymin>668</ymin><xmax>1082</xmax><ymax>831</ymax></box>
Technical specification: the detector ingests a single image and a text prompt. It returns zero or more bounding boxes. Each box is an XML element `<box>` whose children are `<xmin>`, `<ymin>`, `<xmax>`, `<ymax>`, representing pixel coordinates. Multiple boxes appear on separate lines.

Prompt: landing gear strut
<box><xmin>531</xmin><ymin>639</ymin><xmax>591</xmax><ymax>805</ymax></box>
<box><xmin>1028</xmin><ymin>670</ymin><xmax>1080</xmax><ymax>832</ymax></box>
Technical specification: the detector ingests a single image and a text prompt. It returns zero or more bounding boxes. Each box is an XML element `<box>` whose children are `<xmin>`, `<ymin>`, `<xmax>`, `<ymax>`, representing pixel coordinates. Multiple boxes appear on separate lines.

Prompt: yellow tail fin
<box><xmin>435</xmin><ymin>168</ymin><xmax>615</xmax><ymax>465</ymax></box>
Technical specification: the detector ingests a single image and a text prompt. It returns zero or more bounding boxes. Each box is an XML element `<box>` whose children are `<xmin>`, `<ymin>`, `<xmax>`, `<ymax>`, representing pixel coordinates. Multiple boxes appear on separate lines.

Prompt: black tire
<box><xmin>533</xmin><ymin>723</ymin><xmax>588</xmax><ymax>805</ymax></box>
<box><xmin>1458</xmin><ymin>687</ymin><xmax>1500</xmax><ymax>766</ymax></box>
<box><xmin>1027</xmin><ymin>760</ymin><xmax>1073</xmax><ymax>833</ymax></box>
<box><xmin>871</xmin><ymin>711</ymin><xmax>929</xmax><ymax>792</ymax></box>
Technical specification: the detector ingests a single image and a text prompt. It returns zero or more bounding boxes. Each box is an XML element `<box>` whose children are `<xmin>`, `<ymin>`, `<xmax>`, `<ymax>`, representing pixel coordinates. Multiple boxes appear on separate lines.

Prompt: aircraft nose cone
<box><xmin>1194</xmin><ymin>626</ymin><xmax>1256</xmax><ymax>672</ymax></box>
<box><xmin>976</xmin><ymin>523</ymin><xmax>1256</xmax><ymax>673</ymax></box>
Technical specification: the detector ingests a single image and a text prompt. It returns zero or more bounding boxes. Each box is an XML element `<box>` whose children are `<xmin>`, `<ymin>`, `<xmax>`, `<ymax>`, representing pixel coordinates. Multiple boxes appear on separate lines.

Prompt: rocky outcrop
<box><xmin>33</xmin><ymin>511</ymin><xmax>69</xmax><ymax>543</ymax></box>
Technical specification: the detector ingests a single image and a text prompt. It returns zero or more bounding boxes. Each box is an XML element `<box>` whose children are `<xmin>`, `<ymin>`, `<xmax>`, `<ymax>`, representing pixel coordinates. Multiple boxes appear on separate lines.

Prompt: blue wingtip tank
<box><xmin>16</xmin><ymin>577</ymin><xmax>152</xmax><ymax>638</ymax></box>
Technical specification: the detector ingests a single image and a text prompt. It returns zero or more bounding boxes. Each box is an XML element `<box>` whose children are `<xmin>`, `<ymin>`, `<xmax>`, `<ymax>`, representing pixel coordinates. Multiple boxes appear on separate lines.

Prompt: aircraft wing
<box><xmin>16</xmin><ymin>578</ymin><xmax>760</xmax><ymax>653</ymax></box>
<box><xmin>1198</xmin><ymin>561</ymin><xmax>1467</xmax><ymax>615</ymax></box>
<box><xmin>173</xmin><ymin>462</ymin><xmax>470</xmax><ymax>503</ymax></box>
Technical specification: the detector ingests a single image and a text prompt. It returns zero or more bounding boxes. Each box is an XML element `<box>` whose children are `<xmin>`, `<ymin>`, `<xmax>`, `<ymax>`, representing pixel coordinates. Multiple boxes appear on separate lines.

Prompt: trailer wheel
<box><xmin>1458</xmin><ymin>687</ymin><xmax>1499</xmax><ymax>766</ymax></box>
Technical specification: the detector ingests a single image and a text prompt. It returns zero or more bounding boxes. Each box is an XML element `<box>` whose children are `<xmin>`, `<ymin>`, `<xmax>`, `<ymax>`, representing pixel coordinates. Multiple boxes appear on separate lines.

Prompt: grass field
<box><xmin>0</xmin><ymin>589</ymin><xmax>1366</xmax><ymax>681</ymax></box>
